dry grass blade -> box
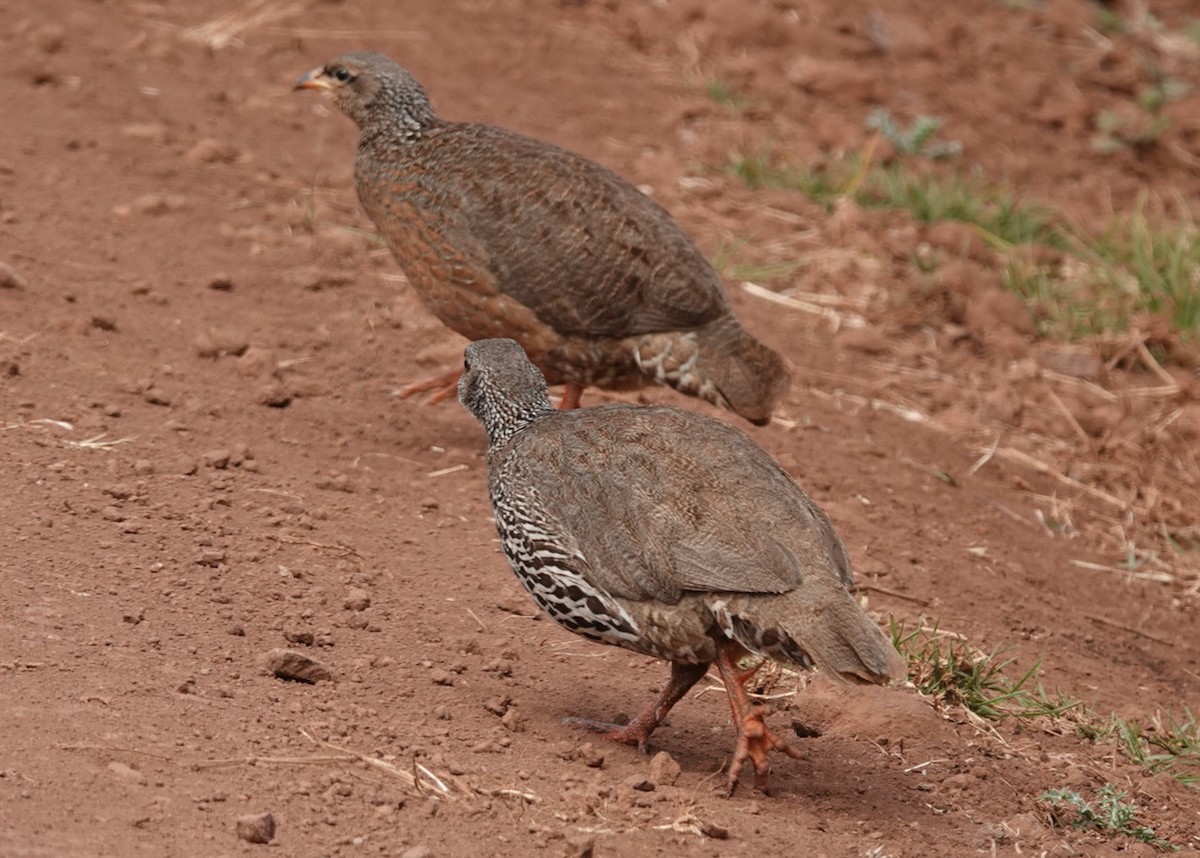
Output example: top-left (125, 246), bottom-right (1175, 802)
top-left (299, 728), bottom-right (457, 800)
top-left (63, 434), bottom-right (135, 450)
top-left (182, 0), bottom-right (305, 50)
top-left (742, 281), bottom-right (868, 330)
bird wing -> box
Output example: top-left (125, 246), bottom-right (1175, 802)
top-left (391, 125), bottom-right (730, 338)
top-left (504, 406), bottom-right (853, 605)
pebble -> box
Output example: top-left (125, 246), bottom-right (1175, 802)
top-left (0, 261), bottom-right (26, 289)
top-left (207, 274), bottom-right (234, 291)
top-left (648, 750), bottom-right (681, 786)
top-left (121, 123), bottom-right (170, 145)
top-left (186, 138), bottom-right (240, 164)
top-left (263, 648), bottom-right (334, 683)
top-left (257, 381), bottom-right (292, 408)
top-left (194, 329), bottom-right (249, 359)
top-left (235, 812), bottom-right (276, 844)
top-left (107, 761), bottom-right (147, 785)
top-left (399, 847), bottom-right (432, 858)
top-left (344, 588), bottom-right (371, 611)
top-left (203, 449), bottom-right (231, 469)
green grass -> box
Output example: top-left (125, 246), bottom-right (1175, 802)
top-left (710, 239), bottom-right (803, 284)
top-left (1040, 785), bottom-right (1177, 851)
top-left (723, 143), bottom-right (1200, 364)
top-left (1080, 709), bottom-right (1200, 786)
top-left (889, 622), bottom-right (1079, 722)
top-left (890, 620), bottom-right (1200, 786)
top-left (702, 77), bottom-right (757, 112)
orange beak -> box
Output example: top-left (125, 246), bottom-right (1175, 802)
top-left (293, 67), bottom-right (332, 91)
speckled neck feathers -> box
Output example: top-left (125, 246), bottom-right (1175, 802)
top-left (458, 339), bottom-right (555, 449)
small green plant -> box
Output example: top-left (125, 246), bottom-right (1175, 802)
top-left (1082, 710), bottom-right (1200, 785)
top-left (1040, 785), bottom-right (1176, 851)
top-left (1091, 74), bottom-right (1187, 154)
top-left (710, 240), bottom-right (802, 284)
top-left (890, 621), bottom-right (1079, 721)
top-left (865, 108), bottom-right (962, 160)
top-left (703, 77), bottom-right (756, 112)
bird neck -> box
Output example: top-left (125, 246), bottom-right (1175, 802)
top-left (482, 397), bottom-right (554, 450)
top-left (358, 111), bottom-right (441, 151)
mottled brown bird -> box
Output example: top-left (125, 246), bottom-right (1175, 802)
top-left (459, 338), bottom-right (905, 794)
top-left (295, 52), bottom-right (789, 425)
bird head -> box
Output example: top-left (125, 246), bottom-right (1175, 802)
top-left (458, 339), bottom-right (555, 447)
top-left (294, 52), bottom-right (435, 133)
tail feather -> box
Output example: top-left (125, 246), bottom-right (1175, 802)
top-left (719, 589), bottom-right (906, 685)
top-left (694, 317), bottom-right (790, 426)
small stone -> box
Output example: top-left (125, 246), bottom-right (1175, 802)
top-left (258, 381), bottom-right (293, 408)
top-left (194, 329), bottom-right (249, 359)
top-left (344, 588), bottom-right (371, 611)
top-left (648, 751), bottom-right (681, 786)
top-left (203, 449), bottom-right (231, 469)
top-left (89, 315), bottom-right (118, 333)
top-left (572, 743), bottom-right (604, 768)
top-left (122, 123), bottom-right (170, 145)
top-left (262, 648), bottom-right (334, 684)
top-left (132, 459), bottom-right (154, 475)
top-left (500, 707), bottom-right (525, 733)
top-left (399, 847), bottom-right (433, 858)
top-left (0, 261), bottom-right (26, 290)
top-left (483, 697), bottom-right (509, 717)
top-left (143, 387), bottom-right (172, 407)
top-left (235, 812), bottom-right (276, 844)
top-left (283, 628), bottom-right (315, 646)
top-left (563, 833), bottom-right (595, 858)
top-left (207, 274), bottom-right (234, 292)
top-left (107, 761), bottom-right (147, 785)
top-left (194, 549), bottom-right (226, 567)
top-left (186, 139), bottom-right (240, 164)
top-left (430, 668), bottom-right (454, 686)
top-left (624, 774), bottom-right (654, 792)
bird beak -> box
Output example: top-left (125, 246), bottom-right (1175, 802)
top-left (293, 67), bottom-right (332, 92)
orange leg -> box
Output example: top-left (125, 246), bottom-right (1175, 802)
top-left (396, 369), bottom-right (462, 405)
top-left (714, 643), bottom-right (805, 795)
top-left (558, 382), bottom-right (585, 410)
top-left (563, 661), bottom-right (708, 752)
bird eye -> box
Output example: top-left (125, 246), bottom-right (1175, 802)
top-left (463, 358), bottom-right (471, 371)
top-left (330, 67), bottom-right (353, 83)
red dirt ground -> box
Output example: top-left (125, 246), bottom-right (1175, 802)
top-left (2, 1), bottom-right (1198, 855)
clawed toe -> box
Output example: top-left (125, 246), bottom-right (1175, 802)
top-left (724, 706), bottom-right (806, 796)
top-left (561, 716), bottom-right (651, 752)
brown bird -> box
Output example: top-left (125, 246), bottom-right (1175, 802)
top-left (295, 52), bottom-right (789, 425)
top-left (459, 338), bottom-right (905, 794)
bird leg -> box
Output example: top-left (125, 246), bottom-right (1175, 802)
top-left (396, 369), bottom-right (462, 405)
top-left (558, 382), bottom-right (585, 410)
top-left (714, 642), bottom-right (805, 795)
top-left (562, 661), bottom-right (708, 752)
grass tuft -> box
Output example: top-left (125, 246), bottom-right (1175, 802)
top-left (1040, 785), bottom-right (1177, 851)
top-left (723, 140), bottom-right (1200, 364)
top-left (889, 621), bottom-right (1078, 722)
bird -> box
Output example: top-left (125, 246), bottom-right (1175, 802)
top-left (458, 338), bottom-right (906, 794)
top-left (294, 51), bottom-right (789, 425)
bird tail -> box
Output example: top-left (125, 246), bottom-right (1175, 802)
top-left (716, 585), bottom-right (906, 685)
top-left (694, 317), bottom-right (790, 426)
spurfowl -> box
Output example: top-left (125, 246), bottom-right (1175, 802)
top-left (459, 338), bottom-right (905, 794)
top-left (295, 52), bottom-right (789, 425)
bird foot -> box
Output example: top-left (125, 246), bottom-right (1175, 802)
top-left (561, 716), bottom-right (653, 753)
top-left (395, 369), bottom-right (462, 405)
top-left (724, 706), bottom-right (807, 796)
